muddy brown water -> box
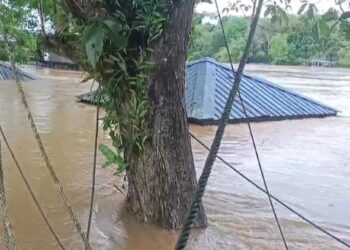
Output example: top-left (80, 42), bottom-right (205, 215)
top-left (0, 65), bottom-right (349, 249)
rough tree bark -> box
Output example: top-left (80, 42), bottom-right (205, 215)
top-left (125, 0), bottom-right (207, 229)
top-left (45, 0), bottom-right (207, 230)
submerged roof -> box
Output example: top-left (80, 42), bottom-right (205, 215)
top-left (78, 57), bottom-right (337, 124)
top-left (0, 62), bottom-right (36, 81)
top-left (185, 58), bottom-right (336, 123)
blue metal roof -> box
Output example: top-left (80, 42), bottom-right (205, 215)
top-left (185, 57), bottom-right (337, 123)
top-left (0, 62), bottom-right (36, 81)
top-left (77, 57), bottom-right (337, 123)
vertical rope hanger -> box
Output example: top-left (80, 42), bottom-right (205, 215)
top-left (0, 140), bottom-right (18, 250)
top-left (238, 89), bottom-right (288, 249)
top-left (0, 16), bottom-right (92, 249)
top-left (8, 59), bottom-right (92, 250)
top-left (0, 127), bottom-right (65, 250)
top-left (174, 0), bottom-right (265, 249)
top-left (189, 132), bottom-right (350, 248)
top-left (86, 104), bottom-right (100, 240)
top-left (217, 0), bottom-right (289, 247)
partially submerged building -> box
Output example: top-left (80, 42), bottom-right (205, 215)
top-left (0, 62), bottom-right (36, 81)
top-left (36, 52), bottom-right (80, 70)
top-left (78, 57), bottom-right (337, 124)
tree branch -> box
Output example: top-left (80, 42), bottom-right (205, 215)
top-left (62, 0), bottom-right (88, 21)
top-left (43, 35), bottom-right (90, 70)
top-left (38, 0), bottom-right (46, 37)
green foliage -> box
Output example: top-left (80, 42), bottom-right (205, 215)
top-left (99, 144), bottom-right (127, 172)
top-left (189, 16), bottom-right (249, 62)
top-left (298, 1), bottom-right (318, 18)
top-left (189, 9), bottom-right (350, 67)
top-left (338, 41), bottom-right (350, 67)
top-left (340, 22), bottom-right (350, 39)
top-left (322, 8), bottom-right (339, 22)
top-left (188, 21), bottom-right (214, 60)
top-left (52, 0), bottom-right (182, 166)
top-left (83, 23), bottom-right (106, 69)
top-left (270, 34), bottom-right (289, 64)
top-left (0, 2), bottom-right (38, 63)
top-left (264, 1), bottom-right (290, 26)
top-left (339, 11), bottom-right (350, 21)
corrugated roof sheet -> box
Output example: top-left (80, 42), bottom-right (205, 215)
top-left (186, 57), bottom-right (337, 123)
top-left (77, 57), bottom-right (337, 124)
top-left (0, 62), bottom-right (36, 81)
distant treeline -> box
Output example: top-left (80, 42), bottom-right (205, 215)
top-left (189, 13), bottom-right (350, 67)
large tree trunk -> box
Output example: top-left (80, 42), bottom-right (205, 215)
top-left (125, 0), bottom-right (207, 229)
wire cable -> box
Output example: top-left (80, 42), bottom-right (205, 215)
top-left (0, 139), bottom-right (18, 250)
top-left (0, 126), bottom-right (65, 250)
top-left (86, 105), bottom-right (100, 240)
top-left (174, 0), bottom-right (265, 249)
top-left (9, 60), bottom-right (92, 250)
top-left (189, 132), bottom-right (350, 249)
top-left (215, 0), bottom-right (288, 247)
top-left (238, 91), bottom-right (288, 249)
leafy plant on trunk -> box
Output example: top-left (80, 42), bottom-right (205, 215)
top-left (44, 0), bottom-right (207, 229)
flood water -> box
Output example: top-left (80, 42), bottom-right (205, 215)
top-left (0, 65), bottom-right (349, 249)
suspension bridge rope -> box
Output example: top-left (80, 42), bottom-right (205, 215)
top-left (0, 140), bottom-right (18, 250)
top-left (214, 5), bottom-right (288, 248)
top-left (87, 104), bottom-right (100, 240)
top-left (238, 93), bottom-right (288, 248)
top-left (189, 132), bottom-right (350, 249)
top-left (174, 0), bottom-right (265, 249)
top-left (5, 56), bottom-right (92, 249)
top-left (0, 126), bottom-right (65, 249)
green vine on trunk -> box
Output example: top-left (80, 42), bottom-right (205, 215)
top-left (55, 0), bottom-right (183, 170)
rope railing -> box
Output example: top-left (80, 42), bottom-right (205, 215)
top-left (0, 127), bottom-right (65, 249)
top-left (9, 62), bottom-right (92, 250)
top-left (0, 23), bottom-right (92, 247)
top-left (189, 132), bottom-right (350, 249)
top-left (174, 0), bottom-right (265, 249)
top-left (0, 140), bottom-right (18, 250)
top-left (215, 0), bottom-right (288, 247)
top-left (1, 2), bottom-right (349, 250)
top-left (87, 104), bottom-right (100, 240)
top-left (237, 93), bottom-right (288, 249)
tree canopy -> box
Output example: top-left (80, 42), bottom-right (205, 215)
top-left (189, 2), bottom-right (350, 67)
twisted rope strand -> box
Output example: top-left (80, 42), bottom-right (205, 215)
top-left (0, 140), bottom-right (18, 250)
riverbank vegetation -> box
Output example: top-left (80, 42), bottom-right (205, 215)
top-left (190, 7), bottom-right (350, 67)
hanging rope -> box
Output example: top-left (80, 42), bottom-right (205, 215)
top-left (189, 132), bottom-right (350, 249)
top-left (238, 91), bottom-right (288, 248)
top-left (1, 30), bottom-right (92, 248)
top-left (10, 64), bottom-right (92, 249)
top-left (0, 126), bottom-right (65, 250)
top-left (7, 3), bottom-right (92, 248)
top-left (86, 104), bottom-right (100, 240)
top-left (209, 0), bottom-right (289, 243)
top-left (174, 0), bottom-right (264, 249)
top-left (0, 140), bottom-right (18, 250)
top-left (0, 16), bottom-right (67, 250)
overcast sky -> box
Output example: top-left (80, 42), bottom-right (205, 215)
top-left (196, 0), bottom-right (343, 15)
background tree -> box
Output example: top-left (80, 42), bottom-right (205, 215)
top-left (270, 34), bottom-right (289, 64)
top-left (188, 0), bottom-right (350, 66)
top-left (0, 2), bottom-right (38, 63)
